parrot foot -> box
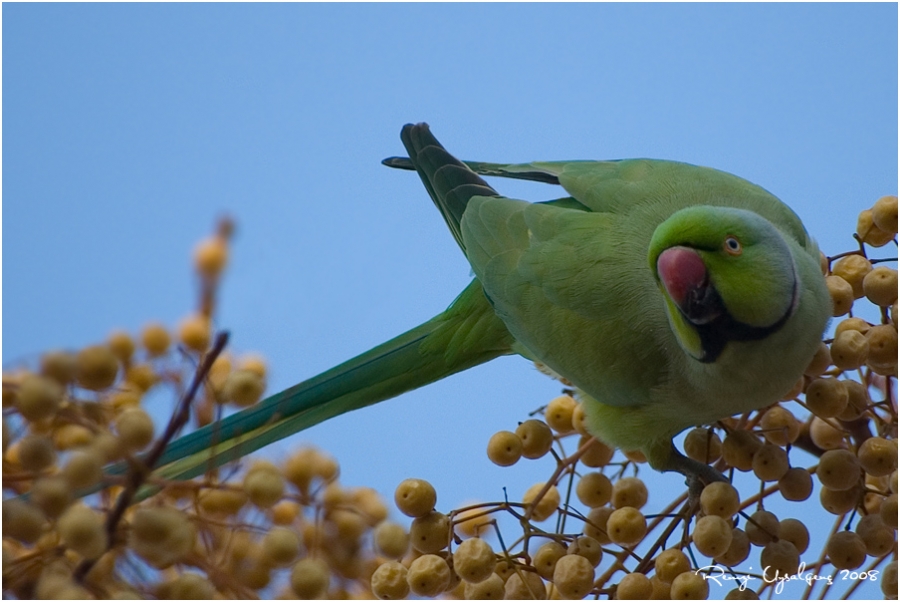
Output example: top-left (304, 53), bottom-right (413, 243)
top-left (647, 441), bottom-right (728, 500)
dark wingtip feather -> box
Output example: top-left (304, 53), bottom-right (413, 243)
top-left (382, 157), bottom-right (415, 170)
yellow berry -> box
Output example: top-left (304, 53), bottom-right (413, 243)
top-left (803, 341), bottom-right (832, 376)
top-left (394, 478), bottom-right (436, 518)
top-left (523, 483), bottom-right (560, 522)
top-left (607, 507), bottom-right (647, 546)
top-left (107, 330), bottom-right (135, 364)
top-left (114, 408), bottom-right (155, 452)
top-left (124, 363), bottom-right (157, 392)
top-left (683, 428), bottom-right (722, 464)
top-left (194, 236), bottom-right (229, 278)
top-left (487, 430), bottom-right (522, 467)
top-left (830, 330), bottom-right (869, 371)
top-left (654, 548), bottom-right (691, 583)
top-left (553, 553), bottom-right (595, 599)
top-left (617, 573), bottom-right (653, 600)
top-left (571, 402), bottom-right (590, 436)
top-left (18, 434), bottom-right (56, 472)
top-left (778, 467), bottom-right (813, 502)
top-left (579, 435), bottom-right (615, 468)
top-left (805, 377), bottom-right (849, 419)
top-left (759, 406), bottom-right (800, 446)
top-left (407, 554), bottom-right (451, 597)
top-left (453, 537), bottom-right (496, 584)
top-left (128, 506), bottom-right (196, 568)
top-left (700, 482), bottom-right (740, 518)
top-left (819, 484), bottom-right (862, 515)
top-left (839, 380), bottom-right (870, 421)
top-left (545, 395), bottom-right (577, 434)
top-left (464, 573), bottom-right (505, 599)
top-left (567, 536), bottom-right (602, 567)
top-left (809, 416), bottom-right (845, 451)
top-left (612, 476), bottom-right (648, 510)
top-left (61, 447), bottom-right (103, 490)
top-left (16, 374), bottom-right (63, 422)
top-left (243, 468), bottom-right (284, 509)
top-left (777, 518), bottom-right (809, 554)
top-left (872, 195), bottom-right (898, 234)
top-left (410, 510), bottom-right (450, 554)
top-left (454, 505), bottom-right (491, 538)
top-left (866, 325), bottom-right (898, 375)
top-left (198, 487), bottom-right (247, 516)
top-left (836, 317), bottom-right (872, 338)
top-left (831, 254), bottom-right (872, 298)
top-left (583, 506), bottom-right (614, 544)
top-left (533, 541), bottom-right (566, 580)
top-left (261, 527), bottom-right (301, 567)
top-left (670, 571), bottom-right (709, 600)
top-left (141, 323), bottom-right (171, 356)
top-left (722, 430), bottom-right (762, 472)
top-left (751, 443), bottom-right (790, 482)
top-left (39, 350), bottom-right (78, 385)
top-left (650, 575), bottom-right (672, 599)
top-left (863, 266), bottom-right (898, 307)
top-left (223, 369), bottom-right (265, 407)
top-left (745, 510), bottom-right (779, 546)
top-left (504, 569), bottom-right (546, 599)
top-left (515, 419), bottom-right (554, 459)
top-left (692, 515), bottom-right (733, 558)
top-left (576, 472), bottom-right (613, 508)
top-left (818, 449), bottom-right (861, 491)
top-left (75, 345), bottom-right (119, 391)
top-left (825, 531), bottom-right (867, 570)
top-left (237, 353), bottom-right (267, 380)
top-left (855, 514), bottom-right (895, 557)
top-left (825, 275), bottom-right (854, 316)
top-left (157, 573), bottom-right (216, 599)
top-left (714, 528), bottom-right (750, 567)
top-left (856, 208), bottom-right (895, 246)
top-left (374, 522), bottom-right (408, 559)
top-left (178, 314), bottom-right (211, 352)
top-left (760, 540), bottom-right (800, 578)
top-left (2, 499), bottom-right (46, 544)
top-left (858, 436), bottom-right (898, 477)
top-left (57, 504), bottom-right (107, 559)
top-left (31, 476), bottom-right (72, 519)
top-left (371, 560), bottom-right (409, 600)
top-left (290, 557), bottom-right (330, 599)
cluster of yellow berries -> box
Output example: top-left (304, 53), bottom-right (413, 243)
top-left (366, 196), bottom-right (897, 600)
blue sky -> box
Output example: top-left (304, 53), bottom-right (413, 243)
top-left (4, 4), bottom-right (897, 598)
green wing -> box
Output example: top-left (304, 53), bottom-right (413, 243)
top-left (395, 124), bottom-right (670, 409)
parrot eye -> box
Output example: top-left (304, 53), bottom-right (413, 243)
top-left (723, 236), bottom-right (742, 256)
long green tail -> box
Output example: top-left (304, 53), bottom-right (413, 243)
top-left (143, 279), bottom-right (514, 483)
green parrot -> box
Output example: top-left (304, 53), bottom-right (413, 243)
top-left (138, 123), bottom-right (831, 488)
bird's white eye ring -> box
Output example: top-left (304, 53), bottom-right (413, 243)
top-left (724, 236), bottom-right (742, 255)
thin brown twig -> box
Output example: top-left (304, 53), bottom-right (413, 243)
top-left (73, 331), bottom-right (229, 583)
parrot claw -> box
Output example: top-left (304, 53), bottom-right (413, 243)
top-left (648, 442), bottom-right (728, 501)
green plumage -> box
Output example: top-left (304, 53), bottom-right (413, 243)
top-left (138, 123), bottom-right (830, 486)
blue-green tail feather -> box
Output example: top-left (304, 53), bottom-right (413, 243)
top-left (138, 279), bottom-right (513, 483)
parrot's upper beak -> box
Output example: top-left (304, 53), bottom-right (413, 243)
top-left (657, 247), bottom-right (724, 326)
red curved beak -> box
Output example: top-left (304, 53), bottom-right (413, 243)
top-left (657, 246), bottom-right (708, 308)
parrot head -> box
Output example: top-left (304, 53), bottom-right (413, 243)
top-left (648, 206), bottom-right (799, 363)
